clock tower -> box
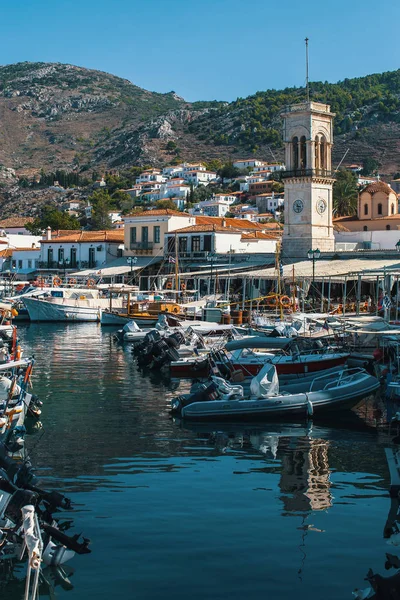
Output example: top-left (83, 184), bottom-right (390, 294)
top-left (281, 101), bottom-right (335, 258)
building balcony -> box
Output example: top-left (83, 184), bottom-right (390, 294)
top-left (130, 242), bottom-right (154, 251)
top-left (165, 251), bottom-right (210, 260)
top-left (279, 168), bottom-right (334, 180)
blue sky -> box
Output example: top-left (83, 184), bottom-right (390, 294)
top-left (0, 0), bottom-right (399, 101)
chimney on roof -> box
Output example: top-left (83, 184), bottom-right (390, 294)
top-left (46, 226), bottom-right (51, 241)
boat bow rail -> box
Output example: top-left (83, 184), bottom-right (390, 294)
top-left (308, 367), bottom-right (374, 392)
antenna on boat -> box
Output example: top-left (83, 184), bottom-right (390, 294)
top-left (305, 37), bottom-right (310, 103)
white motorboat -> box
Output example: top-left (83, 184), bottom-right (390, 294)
top-left (23, 288), bottom-right (125, 322)
top-left (171, 364), bottom-right (380, 420)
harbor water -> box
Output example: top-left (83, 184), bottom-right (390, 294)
top-left (2, 323), bottom-right (395, 599)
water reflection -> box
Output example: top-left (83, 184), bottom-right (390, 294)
top-left (6, 324), bottom-right (395, 600)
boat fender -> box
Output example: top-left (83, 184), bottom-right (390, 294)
top-left (305, 394), bottom-right (314, 417)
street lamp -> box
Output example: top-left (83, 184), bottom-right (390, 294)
top-left (307, 248), bottom-right (321, 305)
top-left (207, 252), bottom-right (216, 297)
top-left (127, 256), bottom-right (138, 286)
top-left (62, 257), bottom-right (70, 279)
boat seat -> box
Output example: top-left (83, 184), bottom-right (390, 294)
top-left (211, 376), bottom-right (244, 399)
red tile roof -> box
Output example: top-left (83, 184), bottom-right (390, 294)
top-left (195, 216), bottom-right (263, 230)
top-left (0, 217), bottom-right (34, 228)
top-left (241, 231), bottom-right (280, 240)
top-left (169, 224), bottom-right (243, 234)
top-left (41, 230), bottom-right (124, 244)
top-left (362, 181), bottom-right (394, 194)
top-left (0, 249), bottom-right (13, 257)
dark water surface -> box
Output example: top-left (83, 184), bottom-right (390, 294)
top-left (4, 323), bottom-right (395, 598)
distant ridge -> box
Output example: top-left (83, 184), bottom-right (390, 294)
top-left (0, 62), bottom-right (398, 176)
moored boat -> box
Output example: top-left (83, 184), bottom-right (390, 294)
top-left (171, 364), bottom-right (380, 420)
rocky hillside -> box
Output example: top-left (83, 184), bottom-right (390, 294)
top-left (0, 62), bottom-right (196, 176)
top-left (0, 62), bottom-right (399, 205)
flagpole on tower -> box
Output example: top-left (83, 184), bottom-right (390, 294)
top-left (305, 37), bottom-right (310, 103)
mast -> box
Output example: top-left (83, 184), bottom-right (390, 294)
top-left (175, 232), bottom-right (179, 295)
top-left (292, 264), bottom-right (296, 312)
top-left (305, 37), bottom-right (310, 102)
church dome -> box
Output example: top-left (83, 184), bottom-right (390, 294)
top-left (362, 181), bottom-right (393, 195)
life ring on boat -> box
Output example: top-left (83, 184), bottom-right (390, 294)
top-left (87, 278), bottom-right (95, 288)
top-left (172, 307), bottom-right (180, 314)
top-left (11, 308), bottom-right (18, 317)
top-left (68, 278), bottom-right (77, 285)
top-left (166, 282), bottom-right (172, 290)
top-left (53, 276), bottom-right (62, 287)
top-left (280, 295), bottom-right (291, 308)
top-left (181, 283), bottom-right (186, 291)
top-left (266, 296), bottom-right (278, 307)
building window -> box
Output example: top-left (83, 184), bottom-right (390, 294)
top-left (28, 260), bottom-right (32, 269)
top-left (203, 235), bottom-right (212, 252)
top-left (191, 236), bottom-right (201, 252)
top-left (364, 204), bottom-right (368, 216)
top-left (320, 135), bottom-right (327, 170)
top-left (392, 203), bottom-right (395, 215)
top-left (89, 247), bottom-right (95, 268)
top-left (154, 226), bottom-right (160, 244)
top-left (386, 225), bottom-right (391, 230)
top-left (70, 247), bottom-right (77, 268)
top-left (300, 136), bottom-right (307, 169)
top-left (12, 260), bottom-right (16, 268)
top-left (58, 248), bottom-right (64, 263)
top-left (47, 248), bottom-right (53, 266)
top-left (377, 203), bottom-right (383, 215)
top-left (142, 226), bottom-right (148, 243)
top-left (363, 226), bottom-right (368, 231)
top-left (18, 260), bottom-right (22, 269)
top-left (292, 136), bottom-right (298, 170)
top-left (130, 227), bottom-right (136, 244)
top-left (178, 237), bottom-right (187, 253)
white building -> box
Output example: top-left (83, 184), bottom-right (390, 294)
top-left (9, 248), bottom-right (41, 276)
top-left (181, 163), bottom-right (206, 173)
top-left (195, 194), bottom-right (236, 217)
top-left (233, 159), bottom-right (267, 170)
top-left (40, 230), bottom-right (125, 271)
top-left (136, 170), bottom-right (165, 185)
top-left (165, 223), bottom-right (279, 256)
top-left (109, 212), bottom-right (123, 223)
top-left (181, 170), bottom-right (217, 186)
top-left (255, 193), bottom-right (284, 213)
top-left (163, 182), bottom-right (190, 198)
top-left (162, 166), bottom-right (183, 177)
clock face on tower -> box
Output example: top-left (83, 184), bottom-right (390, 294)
top-left (293, 199), bottom-right (304, 213)
top-left (316, 198), bottom-right (327, 214)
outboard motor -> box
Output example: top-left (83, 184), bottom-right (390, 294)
top-left (170, 380), bottom-right (219, 414)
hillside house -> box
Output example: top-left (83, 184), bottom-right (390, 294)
top-left (233, 159), bottom-right (267, 170)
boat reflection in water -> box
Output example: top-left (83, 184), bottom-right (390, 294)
top-left (0, 563), bottom-right (75, 598)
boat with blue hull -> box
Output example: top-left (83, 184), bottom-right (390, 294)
top-left (171, 365), bottom-right (380, 420)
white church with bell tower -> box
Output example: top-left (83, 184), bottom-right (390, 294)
top-left (281, 100), bottom-right (336, 258)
